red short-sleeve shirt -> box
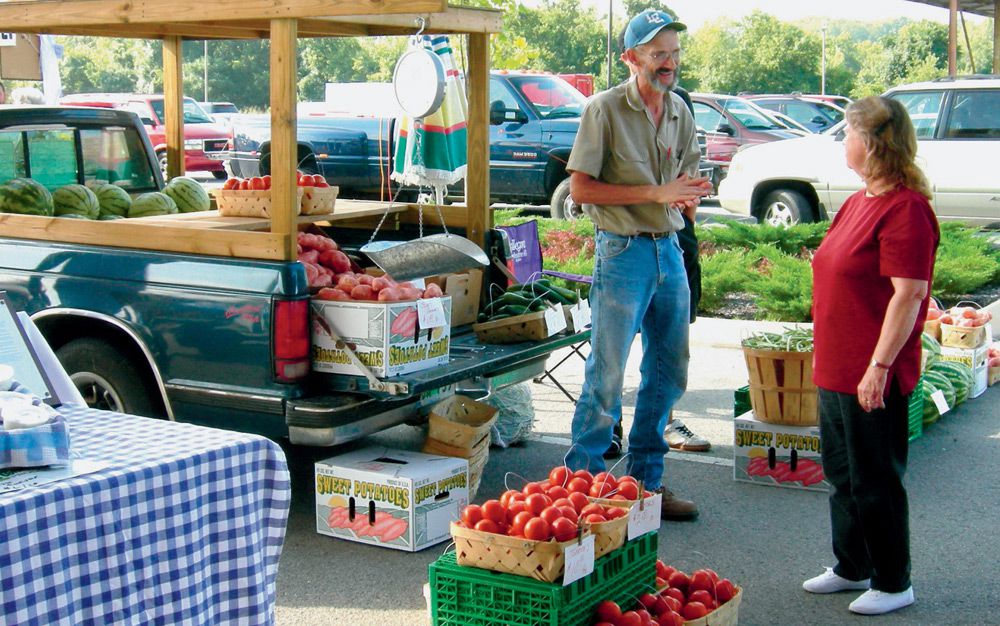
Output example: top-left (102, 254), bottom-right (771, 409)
top-left (811, 186), bottom-right (939, 396)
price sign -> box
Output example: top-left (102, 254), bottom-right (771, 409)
top-left (416, 298), bottom-right (446, 329)
top-left (562, 534), bottom-right (595, 585)
top-left (931, 389), bottom-right (950, 415)
top-left (570, 299), bottom-right (591, 331)
top-left (1, 33), bottom-right (17, 47)
top-left (627, 492), bottom-right (662, 539)
top-left (543, 303), bottom-right (567, 337)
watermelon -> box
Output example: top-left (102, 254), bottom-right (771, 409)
top-left (93, 183), bottom-right (132, 218)
top-left (923, 370), bottom-right (955, 411)
top-left (129, 192), bottom-right (178, 218)
top-left (0, 178), bottom-right (55, 216)
top-left (931, 360), bottom-right (973, 405)
top-left (98, 214), bottom-right (125, 221)
top-left (53, 184), bottom-right (100, 219)
top-left (164, 176), bottom-right (210, 213)
top-left (921, 332), bottom-right (940, 371)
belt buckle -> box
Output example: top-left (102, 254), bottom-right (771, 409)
top-left (648, 231), bottom-right (666, 240)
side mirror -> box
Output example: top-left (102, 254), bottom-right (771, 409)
top-left (717, 123), bottom-right (736, 137)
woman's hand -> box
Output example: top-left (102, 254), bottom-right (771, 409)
top-left (857, 366), bottom-right (888, 412)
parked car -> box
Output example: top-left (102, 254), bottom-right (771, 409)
top-left (59, 93), bottom-right (231, 179)
top-left (690, 93), bottom-right (801, 182)
top-left (198, 101), bottom-right (241, 126)
top-left (718, 76), bottom-right (1000, 228)
top-left (741, 94), bottom-right (845, 133)
top-left (799, 94), bottom-right (852, 109)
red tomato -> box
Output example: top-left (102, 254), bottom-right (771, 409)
top-left (558, 506), bottom-right (578, 524)
top-left (261, 175), bottom-right (271, 189)
top-left (715, 579), bottom-right (736, 604)
top-left (656, 560), bottom-right (676, 582)
top-left (249, 176), bottom-right (266, 190)
top-left (579, 503), bottom-right (605, 518)
top-left (524, 493), bottom-right (549, 516)
top-left (634, 609), bottom-right (653, 626)
top-left (638, 593), bottom-right (658, 611)
top-left (604, 506), bottom-right (627, 520)
top-left (551, 498), bottom-right (573, 509)
top-left (566, 477), bottom-right (591, 494)
top-left (567, 491), bottom-right (590, 512)
top-left (592, 471), bottom-right (616, 486)
top-left (522, 481), bottom-right (544, 496)
top-left (584, 513), bottom-right (607, 524)
top-left (681, 602), bottom-right (708, 620)
top-left (655, 576), bottom-right (667, 590)
top-left (616, 481), bottom-right (640, 500)
top-left (688, 570), bottom-right (715, 595)
top-left (550, 516), bottom-right (577, 542)
top-left (593, 600), bottom-right (622, 623)
top-left (460, 504), bottom-right (483, 527)
top-left (668, 571), bottom-right (690, 593)
top-left (651, 596), bottom-right (670, 617)
top-left (481, 500), bottom-right (506, 525)
top-left (545, 485), bottom-right (569, 501)
top-left (548, 465), bottom-right (571, 487)
top-left (474, 519), bottom-right (501, 534)
top-left (687, 590), bottom-right (716, 610)
top-left (656, 610), bottom-right (684, 626)
top-left (222, 178), bottom-right (240, 190)
top-left (523, 517), bottom-right (551, 542)
top-left (539, 506), bottom-right (563, 525)
top-left (700, 568), bottom-right (720, 585)
top-left (499, 489), bottom-right (521, 508)
top-left (314, 179), bottom-right (330, 188)
top-left (663, 587), bottom-right (686, 605)
top-left (509, 511), bottom-right (534, 536)
top-left (589, 481), bottom-right (615, 498)
top-left (505, 500), bottom-right (528, 524)
top-left (298, 175), bottom-right (314, 187)
top-left (571, 469), bottom-right (593, 484)
top-left (617, 610), bottom-right (642, 626)
top-left (238, 179), bottom-right (250, 190)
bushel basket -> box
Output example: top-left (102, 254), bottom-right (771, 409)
top-left (450, 522), bottom-right (589, 583)
top-left (743, 347), bottom-right (817, 426)
top-left (686, 586), bottom-right (743, 626)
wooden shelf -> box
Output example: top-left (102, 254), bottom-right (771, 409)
top-left (131, 200), bottom-right (410, 230)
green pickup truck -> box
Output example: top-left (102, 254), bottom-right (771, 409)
top-left (0, 105), bottom-right (583, 445)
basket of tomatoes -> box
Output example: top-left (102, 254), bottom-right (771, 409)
top-left (937, 304), bottom-right (992, 349)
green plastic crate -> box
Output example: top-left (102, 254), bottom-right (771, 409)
top-left (429, 532), bottom-right (657, 626)
top-left (734, 385), bottom-right (752, 417)
top-left (908, 376), bottom-right (923, 442)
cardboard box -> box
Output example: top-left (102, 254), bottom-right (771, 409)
top-left (733, 411), bottom-right (829, 492)
top-left (311, 296), bottom-right (451, 378)
top-left (315, 447), bottom-right (469, 552)
top-left (939, 344), bottom-right (989, 399)
top-left (425, 269), bottom-right (483, 327)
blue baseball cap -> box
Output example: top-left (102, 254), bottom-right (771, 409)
top-left (623, 9), bottom-right (687, 50)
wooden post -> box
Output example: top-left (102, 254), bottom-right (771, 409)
top-left (465, 32), bottom-right (490, 249)
top-left (270, 18), bottom-right (298, 261)
top-left (162, 36), bottom-right (185, 180)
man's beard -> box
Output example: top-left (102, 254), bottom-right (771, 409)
top-left (644, 67), bottom-right (676, 93)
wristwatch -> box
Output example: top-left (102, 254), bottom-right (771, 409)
top-left (869, 358), bottom-right (890, 370)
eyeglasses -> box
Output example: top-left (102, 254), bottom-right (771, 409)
top-left (639, 49), bottom-right (682, 64)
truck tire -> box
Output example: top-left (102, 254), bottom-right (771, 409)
top-left (212, 170), bottom-right (228, 180)
top-left (56, 338), bottom-right (158, 417)
top-left (758, 189), bottom-right (813, 227)
top-left (549, 178), bottom-right (582, 220)
top-left (156, 150), bottom-right (169, 181)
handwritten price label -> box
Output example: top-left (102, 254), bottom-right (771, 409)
top-left (570, 299), bottom-right (591, 331)
top-left (416, 298), bottom-right (446, 329)
top-left (562, 534), bottom-right (595, 585)
top-left (627, 492), bottom-right (662, 539)
top-left (930, 389), bottom-right (950, 415)
top-left (543, 304), bottom-right (567, 337)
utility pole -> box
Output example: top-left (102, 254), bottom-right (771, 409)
top-left (606, 0), bottom-right (613, 90)
top-left (821, 24), bottom-right (827, 95)
top-left (203, 40), bottom-right (209, 102)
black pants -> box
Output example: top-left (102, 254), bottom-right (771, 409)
top-left (818, 383), bottom-right (911, 593)
top-left (677, 214), bottom-right (700, 323)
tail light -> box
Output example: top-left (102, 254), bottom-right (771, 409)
top-left (273, 298), bottom-right (310, 382)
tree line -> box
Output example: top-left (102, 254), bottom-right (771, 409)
top-left (49, 0), bottom-right (994, 110)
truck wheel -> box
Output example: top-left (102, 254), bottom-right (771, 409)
top-left (212, 170), bottom-right (227, 180)
top-left (549, 178), bottom-right (579, 220)
top-left (758, 189), bottom-right (813, 227)
top-left (56, 338), bottom-right (158, 417)
top-left (156, 150), bottom-right (169, 181)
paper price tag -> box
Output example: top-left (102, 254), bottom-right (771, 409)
top-left (416, 298), bottom-right (446, 329)
top-left (543, 303), bottom-right (567, 337)
top-left (0, 33), bottom-right (17, 47)
top-left (562, 534), bottom-right (595, 586)
top-left (627, 492), bottom-right (662, 539)
top-left (570, 300), bottom-right (591, 331)
top-left (931, 389), bottom-right (950, 415)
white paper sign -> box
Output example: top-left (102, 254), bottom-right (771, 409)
top-left (543, 303), bottom-right (567, 337)
top-left (627, 492), bottom-right (662, 539)
top-left (416, 298), bottom-right (447, 329)
top-left (562, 534), bottom-right (595, 586)
top-left (931, 389), bottom-right (950, 415)
top-left (570, 300), bottom-right (591, 331)
top-left (0, 33), bottom-right (18, 47)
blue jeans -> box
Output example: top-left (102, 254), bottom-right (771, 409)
top-left (566, 231), bottom-right (690, 489)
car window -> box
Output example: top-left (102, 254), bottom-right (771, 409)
top-left (507, 76), bottom-right (586, 119)
top-left (26, 129), bottom-right (79, 189)
top-left (80, 126), bottom-right (157, 190)
top-left (0, 131), bottom-right (26, 181)
top-left (813, 101), bottom-right (844, 124)
top-left (722, 99), bottom-right (783, 130)
top-left (693, 102), bottom-right (725, 132)
top-left (212, 103), bottom-right (239, 114)
top-left (943, 90), bottom-right (1000, 139)
top-left (149, 98), bottom-right (215, 124)
top-left (888, 90), bottom-right (944, 138)
top-left (489, 78), bottom-right (521, 111)
top-left (783, 101), bottom-right (823, 125)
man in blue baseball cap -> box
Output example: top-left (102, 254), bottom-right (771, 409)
top-left (563, 8), bottom-right (711, 521)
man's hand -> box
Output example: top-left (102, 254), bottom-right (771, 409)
top-left (651, 173), bottom-right (712, 206)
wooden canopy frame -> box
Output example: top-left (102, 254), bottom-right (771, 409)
top-left (0, 1), bottom-right (501, 261)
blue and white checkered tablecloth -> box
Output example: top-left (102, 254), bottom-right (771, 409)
top-left (0, 405), bottom-right (291, 626)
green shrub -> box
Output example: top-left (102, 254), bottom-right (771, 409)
top-left (697, 219), bottom-right (828, 254)
top-left (751, 254), bottom-right (814, 322)
top-left (932, 223), bottom-right (1000, 299)
top-left (699, 249), bottom-right (754, 313)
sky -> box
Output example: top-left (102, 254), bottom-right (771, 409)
top-left (534, 0), bottom-right (990, 32)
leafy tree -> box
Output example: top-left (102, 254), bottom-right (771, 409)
top-left (298, 38), bottom-right (369, 101)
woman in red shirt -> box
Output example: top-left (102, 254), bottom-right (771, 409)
top-left (804, 96), bottom-right (938, 616)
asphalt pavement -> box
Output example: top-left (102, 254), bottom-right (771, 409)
top-left (273, 316), bottom-right (1000, 626)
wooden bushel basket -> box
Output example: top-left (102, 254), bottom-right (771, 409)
top-left (684, 586), bottom-right (743, 626)
top-left (583, 511), bottom-right (629, 559)
top-left (472, 310), bottom-right (550, 344)
top-left (300, 185), bottom-right (339, 215)
top-left (450, 522), bottom-right (590, 582)
top-left (216, 188), bottom-right (304, 218)
top-left (426, 395), bottom-right (498, 452)
top-left (743, 347), bottom-right (818, 426)
top-left (940, 323), bottom-right (987, 349)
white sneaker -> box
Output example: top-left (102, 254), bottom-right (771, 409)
top-left (802, 568), bottom-right (870, 594)
top-left (664, 419), bottom-right (711, 452)
top-left (849, 587), bottom-right (915, 615)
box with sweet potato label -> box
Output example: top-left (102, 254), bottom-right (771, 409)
top-left (310, 296), bottom-right (451, 377)
top-left (315, 447), bottom-right (468, 552)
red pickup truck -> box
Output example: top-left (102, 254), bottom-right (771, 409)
top-left (59, 93), bottom-right (231, 179)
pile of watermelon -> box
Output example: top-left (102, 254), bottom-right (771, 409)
top-left (920, 331), bottom-right (976, 425)
top-left (163, 176), bottom-right (211, 213)
top-left (0, 178), bottom-right (55, 216)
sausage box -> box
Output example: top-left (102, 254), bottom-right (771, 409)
top-left (733, 411), bottom-right (829, 493)
top-left (315, 446), bottom-right (469, 552)
top-left (310, 296), bottom-right (451, 377)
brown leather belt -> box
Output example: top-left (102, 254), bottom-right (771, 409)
top-left (634, 231), bottom-right (671, 239)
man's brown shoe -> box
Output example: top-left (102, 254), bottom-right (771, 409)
top-left (657, 487), bottom-right (699, 521)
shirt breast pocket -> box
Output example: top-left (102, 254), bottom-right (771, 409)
top-left (608, 145), bottom-right (650, 185)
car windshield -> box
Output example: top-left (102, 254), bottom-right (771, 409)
top-left (150, 98), bottom-right (215, 124)
top-left (508, 76), bottom-right (587, 120)
top-left (210, 103), bottom-right (239, 114)
top-left (721, 98), bottom-right (784, 130)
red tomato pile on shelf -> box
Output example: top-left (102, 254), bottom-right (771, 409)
top-left (454, 465), bottom-right (643, 542)
top-left (928, 302), bottom-right (992, 327)
top-left (298, 231), bottom-right (444, 301)
top-left (221, 170), bottom-right (329, 191)
top-left (590, 560), bottom-right (738, 626)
